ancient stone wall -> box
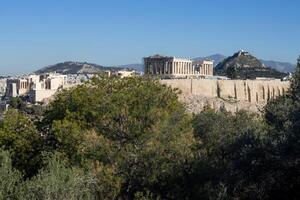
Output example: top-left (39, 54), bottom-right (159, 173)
top-left (160, 79), bottom-right (290, 103)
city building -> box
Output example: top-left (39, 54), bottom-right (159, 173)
top-left (144, 54), bottom-right (213, 78)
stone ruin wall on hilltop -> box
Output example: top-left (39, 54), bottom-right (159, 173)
top-left (160, 79), bottom-right (290, 113)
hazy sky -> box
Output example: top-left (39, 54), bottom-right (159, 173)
top-left (0, 0), bottom-right (299, 75)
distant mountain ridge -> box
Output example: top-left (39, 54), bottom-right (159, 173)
top-left (35, 61), bottom-right (122, 75)
top-left (260, 60), bottom-right (295, 73)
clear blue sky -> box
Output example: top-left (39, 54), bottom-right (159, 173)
top-left (0, 0), bottom-right (299, 75)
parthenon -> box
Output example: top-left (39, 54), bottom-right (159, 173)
top-left (144, 55), bottom-right (213, 77)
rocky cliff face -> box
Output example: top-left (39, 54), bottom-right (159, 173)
top-left (181, 94), bottom-right (265, 114)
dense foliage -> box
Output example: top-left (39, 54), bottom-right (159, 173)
top-left (0, 59), bottom-right (299, 200)
top-left (222, 66), bottom-right (286, 79)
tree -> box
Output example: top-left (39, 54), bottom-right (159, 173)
top-left (0, 149), bottom-right (23, 200)
top-left (23, 153), bottom-right (96, 200)
top-left (290, 56), bottom-right (300, 99)
top-left (8, 97), bottom-right (26, 111)
top-left (0, 109), bottom-right (43, 177)
top-left (262, 55), bottom-right (300, 199)
top-left (226, 66), bottom-right (238, 79)
top-left (186, 56), bottom-right (300, 199)
top-left (42, 75), bottom-right (195, 199)
top-left (190, 109), bottom-right (268, 199)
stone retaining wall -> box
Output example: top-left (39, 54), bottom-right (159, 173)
top-left (161, 79), bottom-right (290, 103)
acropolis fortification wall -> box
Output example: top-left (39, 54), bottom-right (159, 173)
top-left (160, 79), bottom-right (290, 106)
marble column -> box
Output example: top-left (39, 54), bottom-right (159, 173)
top-left (180, 62), bottom-right (182, 74)
top-left (179, 62), bottom-right (181, 74)
top-left (192, 65), bottom-right (195, 74)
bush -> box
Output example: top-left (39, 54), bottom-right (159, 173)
top-left (23, 153), bottom-right (96, 200)
top-left (0, 149), bottom-right (23, 200)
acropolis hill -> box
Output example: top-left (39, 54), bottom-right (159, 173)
top-left (144, 52), bottom-right (290, 113)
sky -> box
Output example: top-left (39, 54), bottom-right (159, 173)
top-left (0, 0), bottom-right (299, 75)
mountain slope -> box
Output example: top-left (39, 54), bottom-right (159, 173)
top-left (260, 60), bottom-right (295, 73)
top-left (215, 51), bottom-right (266, 70)
top-left (215, 51), bottom-right (287, 79)
top-left (35, 61), bottom-right (121, 74)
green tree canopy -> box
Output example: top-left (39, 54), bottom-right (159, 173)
top-left (262, 56), bottom-right (300, 199)
top-left (0, 149), bottom-right (23, 200)
top-left (23, 153), bottom-right (95, 200)
top-left (190, 108), bottom-right (268, 199)
top-left (0, 109), bottom-right (43, 177)
top-left (42, 76), bottom-right (195, 199)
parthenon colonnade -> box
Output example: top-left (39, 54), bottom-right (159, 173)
top-left (144, 55), bottom-right (212, 77)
